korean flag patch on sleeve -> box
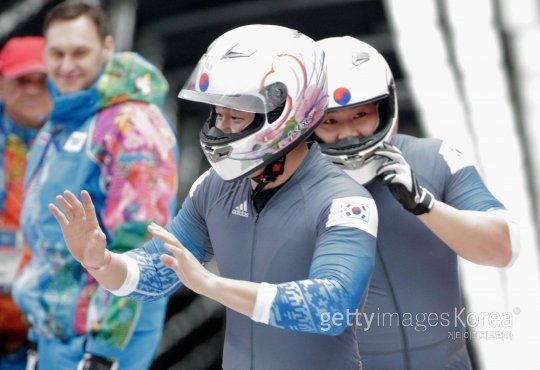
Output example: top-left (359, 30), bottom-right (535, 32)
top-left (325, 196), bottom-right (378, 237)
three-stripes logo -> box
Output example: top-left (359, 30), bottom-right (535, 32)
top-left (232, 201), bottom-right (249, 218)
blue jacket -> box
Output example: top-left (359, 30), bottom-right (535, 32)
top-left (12, 52), bottom-right (179, 361)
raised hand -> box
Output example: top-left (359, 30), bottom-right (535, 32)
top-left (148, 223), bottom-right (214, 295)
top-left (48, 190), bottom-right (109, 268)
top-left (375, 143), bottom-right (434, 215)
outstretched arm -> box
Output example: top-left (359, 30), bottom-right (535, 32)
top-left (147, 194), bottom-right (377, 336)
top-left (150, 223), bottom-right (259, 317)
top-left (53, 189), bottom-right (376, 335)
top-left (49, 190), bottom-right (128, 290)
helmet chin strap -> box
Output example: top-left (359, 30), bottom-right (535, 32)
top-left (343, 155), bottom-right (386, 185)
top-left (251, 155), bottom-right (287, 196)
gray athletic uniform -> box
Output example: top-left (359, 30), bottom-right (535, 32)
top-left (357, 134), bottom-right (504, 370)
top-left (120, 144), bottom-right (378, 370)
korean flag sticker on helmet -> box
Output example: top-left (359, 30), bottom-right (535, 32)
top-left (325, 196), bottom-right (378, 237)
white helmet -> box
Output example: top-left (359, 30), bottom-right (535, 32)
top-left (179, 24), bottom-right (327, 181)
top-left (314, 36), bottom-right (398, 184)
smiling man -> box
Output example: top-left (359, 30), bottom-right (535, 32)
top-left (43, 6), bottom-right (113, 94)
top-left (313, 36), bottom-right (517, 370)
top-left (11, 2), bottom-right (179, 370)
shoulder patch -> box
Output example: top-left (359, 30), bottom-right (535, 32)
top-left (325, 196), bottom-right (378, 237)
top-left (438, 141), bottom-right (474, 175)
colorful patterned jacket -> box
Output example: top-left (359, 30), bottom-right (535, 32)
top-left (0, 104), bottom-right (36, 354)
top-left (12, 52), bottom-right (178, 360)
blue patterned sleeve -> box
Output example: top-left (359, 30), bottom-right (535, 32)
top-left (269, 196), bottom-right (377, 336)
top-left (122, 173), bottom-right (212, 302)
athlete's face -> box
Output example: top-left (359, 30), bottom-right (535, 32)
top-left (315, 103), bottom-right (379, 144)
top-left (44, 16), bottom-right (114, 94)
top-left (215, 106), bottom-right (255, 134)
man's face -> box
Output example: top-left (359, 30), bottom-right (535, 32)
top-left (315, 102), bottom-right (379, 144)
top-left (214, 106), bottom-right (255, 134)
top-left (0, 72), bottom-right (51, 128)
top-left (213, 106), bottom-right (261, 178)
top-left (44, 16), bottom-right (114, 94)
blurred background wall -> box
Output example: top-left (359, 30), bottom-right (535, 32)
top-left (1, 0), bottom-right (539, 369)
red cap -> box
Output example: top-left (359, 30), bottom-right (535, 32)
top-left (0, 36), bottom-right (47, 78)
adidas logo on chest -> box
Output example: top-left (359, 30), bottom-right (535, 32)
top-left (231, 200), bottom-right (249, 218)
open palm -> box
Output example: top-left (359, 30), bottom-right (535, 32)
top-left (148, 223), bottom-right (213, 295)
top-left (49, 190), bottom-right (108, 268)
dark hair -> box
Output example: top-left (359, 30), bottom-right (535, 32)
top-left (43, 1), bottom-right (109, 41)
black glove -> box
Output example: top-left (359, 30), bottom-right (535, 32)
top-left (375, 143), bottom-right (434, 215)
top-left (76, 353), bottom-right (118, 370)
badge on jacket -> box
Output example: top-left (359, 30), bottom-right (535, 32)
top-left (64, 131), bottom-right (88, 152)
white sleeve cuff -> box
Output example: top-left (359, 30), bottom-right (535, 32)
top-left (107, 253), bottom-right (140, 297)
top-left (251, 282), bottom-right (278, 324)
